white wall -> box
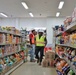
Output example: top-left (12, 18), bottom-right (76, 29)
top-left (0, 17), bottom-right (65, 44)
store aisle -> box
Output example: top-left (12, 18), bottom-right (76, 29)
top-left (10, 62), bottom-right (57, 75)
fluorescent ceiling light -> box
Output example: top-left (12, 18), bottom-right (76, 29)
top-left (56, 12), bottom-right (60, 17)
top-left (58, 1), bottom-right (64, 9)
top-left (0, 13), bottom-right (8, 17)
top-left (29, 13), bottom-right (34, 17)
top-left (21, 2), bottom-right (28, 9)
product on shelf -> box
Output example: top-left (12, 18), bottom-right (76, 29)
top-left (54, 7), bottom-right (76, 75)
top-left (55, 31), bottom-right (76, 47)
top-left (54, 56), bottom-right (70, 75)
top-left (1, 26), bottom-right (21, 35)
top-left (0, 26), bottom-right (27, 75)
top-left (56, 46), bottom-right (64, 56)
top-left (72, 7), bottom-right (76, 22)
top-left (67, 70), bottom-right (75, 75)
top-left (0, 51), bottom-right (26, 73)
top-left (72, 56), bottom-right (76, 68)
top-left (64, 16), bottom-right (72, 27)
top-left (55, 45), bottom-right (76, 75)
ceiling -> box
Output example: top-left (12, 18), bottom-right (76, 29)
top-left (0, 0), bottom-right (76, 18)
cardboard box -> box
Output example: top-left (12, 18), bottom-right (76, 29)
top-left (45, 51), bottom-right (55, 60)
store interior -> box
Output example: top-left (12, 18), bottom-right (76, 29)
top-left (0, 0), bottom-right (76, 75)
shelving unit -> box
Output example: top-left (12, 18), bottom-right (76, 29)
top-left (0, 49), bottom-right (23, 59)
top-left (63, 58), bottom-right (76, 74)
top-left (56, 44), bottom-right (76, 49)
top-left (56, 21), bottom-right (76, 37)
top-left (0, 30), bottom-right (21, 37)
top-left (5, 60), bottom-right (23, 75)
top-left (54, 21), bottom-right (76, 75)
top-left (56, 31), bottom-right (64, 37)
top-left (0, 28), bottom-right (27, 75)
top-left (56, 53), bottom-right (76, 74)
top-left (0, 43), bottom-right (21, 46)
top-left (65, 22), bottom-right (76, 32)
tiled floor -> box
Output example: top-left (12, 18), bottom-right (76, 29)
top-left (10, 62), bottom-right (57, 75)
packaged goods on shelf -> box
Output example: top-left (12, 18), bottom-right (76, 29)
top-left (54, 57), bottom-right (70, 75)
top-left (0, 50), bottom-right (26, 74)
top-left (0, 45), bottom-right (21, 57)
top-left (0, 26), bottom-right (27, 75)
top-left (53, 11), bottom-right (76, 74)
top-left (72, 7), bottom-right (76, 22)
top-left (55, 45), bottom-right (76, 75)
top-left (55, 31), bottom-right (76, 48)
top-left (64, 16), bottom-right (72, 27)
top-left (67, 70), bottom-right (75, 75)
top-left (54, 25), bottom-right (64, 36)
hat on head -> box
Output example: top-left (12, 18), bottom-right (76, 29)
top-left (38, 29), bottom-right (44, 33)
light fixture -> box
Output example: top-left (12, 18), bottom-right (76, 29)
top-left (29, 13), bottom-right (34, 17)
top-left (0, 13), bottom-right (8, 17)
top-left (56, 12), bottom-right (60, 17)
top-left (58, 1), bottom-right (64, 9)
top-left (21, 2), bottom-right (28, 9)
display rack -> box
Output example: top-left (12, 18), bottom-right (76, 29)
top-left (56, 44), bottom-right (76, 49)
top-left (54, 22), bottom-right (76, 75)
top-left (56, 22), bottom-right (76, 37)
top-left (0, 28), bottom-right (27, 75)
top-left (5, 60), bottom-right (23, 75)
top-left (0, 30), bottom-right (21, 37)
top-left (65, 21), bottom-right (76, 32)
top-left (56, 52), bottom-right (76, 74)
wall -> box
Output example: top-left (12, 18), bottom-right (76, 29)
top-left (0, 17), bottom-right (65, 44)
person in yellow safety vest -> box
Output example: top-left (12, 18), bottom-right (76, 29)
top-left (35, 29), bottom-right (47, 65)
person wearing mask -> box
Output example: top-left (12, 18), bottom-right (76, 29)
top-left (29, 29), bottom-right (36, 62)
top-left (35, 29), bottom-right (47, 65)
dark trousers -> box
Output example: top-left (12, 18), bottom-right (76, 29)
top-left (35, 46), bottom-right (44, 63)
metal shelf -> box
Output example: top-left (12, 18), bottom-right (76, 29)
top-left (56, 44), bottom-right (76, 49)
top-left (56, 54), bottom-right (76, 74)
top-left (0, 43), bottom-right (21, 46)
top-left (56, 53), bottom-right (63, 58)
top-left (0, 30), bottom-right (22, 36)
top-left (55, 31), bottom-right (64, 37)
top-left (5, 60), bottom-right (23, 75)
top-left (0, 50), bottom-right (22, 58)
top-left (63, 58), bottom-right (76, 74)
top-left (55, 21), bottom-right (76, 37)
top-left (65, 21), bottom-right (76, 32)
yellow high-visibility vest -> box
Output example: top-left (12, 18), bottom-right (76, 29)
top-left (36, 35), bottom-right (45, 46)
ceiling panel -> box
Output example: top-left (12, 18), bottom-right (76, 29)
top-left (0, 0), bottom-right (76, 17)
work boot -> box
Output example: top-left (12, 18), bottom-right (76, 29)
top-left (37, 59), bottom-right (39, 63)
top-left (30, 59), bottom-right (36, 62)
top-left (39, 62), bottom-right (41, 65)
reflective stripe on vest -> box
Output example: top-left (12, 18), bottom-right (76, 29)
top-left (36, 35), bottom-right (45, 46)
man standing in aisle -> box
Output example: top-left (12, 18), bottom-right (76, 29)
top-left (35, 29), bottom-right (47, 65)
top-left (29, 29), bottom-right (36, 62)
